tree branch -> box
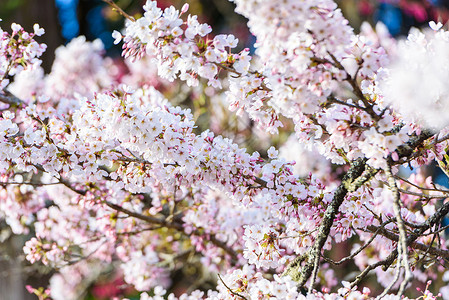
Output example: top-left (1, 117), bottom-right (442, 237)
top-left (105, 201), bottom-right (239, 262)
top-left (323, 219), bottom-right (393, 266)
top-left (284, 157), bottom-right (378, 286)
top-left (0, 91), bottom-right (23, 108)
top-left (364, 225), bottom-right (449, 259)
top-left (217, 274), bottom-right (248, 300)
top-left (284, 129), bottom-right (435, 290)
top-left (384, 163), bottom-right (413, 296)
top-left (351, 199), bottom-right (449, 287)
top-left (102, 0), bottom-right (135, 22)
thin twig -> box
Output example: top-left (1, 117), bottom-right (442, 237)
top-left (105, 201), bottom-right (239, 261)
top-left (436, 132), bottom-right (449, 144)
top-left (102, 0), bottom-right (135, 21)
top-left (394, 174), bottom-right (449, 193)
top-left (415, 224), bottom-right (439, 267)
top-left (324, 220), bottom-right (393, 265)
top-left (364, 225), bottom-right (449, 259)
top-left (421, 223), bottom-right (449, 236)
top-left (350, 250), bottom-right (398, 288)
top-left (376, 248), bottom-right (402, 299)
top-left (217, 273), bottom-right (248, 300)
top-left (326, 52), bottom-right (380, 121)
top-left (394, 185), bottom-right (448, 199)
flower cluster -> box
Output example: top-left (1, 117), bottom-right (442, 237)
top-left (116, 1), bottom-right (249, 89)
top-left (0, 23), bottom-right (46, 91)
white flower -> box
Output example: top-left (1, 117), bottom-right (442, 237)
top-left (37, 95), bottom-right (50, 103)
top-left (33, 24), bottom-right (45, 36)
top-left (197, 23), bottom-right (212, 36)
top-left (267, 146), bottom-right (278, 159)
top-left (11, 23), bottom-right (21, 32)
top-left (171, 26), bottom-right (183, 36)
top-left (198, 63), bottom-right (217, 80)
top-left (112, 30), bottom-right (122, 44)
top-left (429, 21), bottom-right (443, 31)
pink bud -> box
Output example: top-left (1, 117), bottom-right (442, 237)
top-left (181, 3), bottom-right (189, 14)
top-left (391, 151), bottom-right (399, 161)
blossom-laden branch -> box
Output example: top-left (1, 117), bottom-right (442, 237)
top-left (322, 219), bottom-right (393, 266)
top-left (364, 224), bottom-right (449, 260)
top-left (284, 129), bottom-right (435, 288)
top-left (350, 198), bottom-right (449, 289)
top-left (105, 201), bottom-right (240, 262)
top-left (45, 165), bottom-right (241, 261)
top-left (0, 91), bottom-right (23, 108)
top-left (383, 164), bottom-right (412, 297)
top-left (285, 157), bottom-right (378, 284)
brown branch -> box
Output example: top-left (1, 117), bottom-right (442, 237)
top-left (0, 91), bottom-right (23, 108)
top-left (217, 274), bottom-right (248, 300)
top-left (364, 225), bottom-right (449, 259)
top-left (385, 163), bottom-right (413, 296)
top-left (105, 201), bottom-right (239, 262)
top-left (284, 129), bottom-right (435, 290)
top-left (350, 200), bottom-right (449, 287)
top-left (102, 0), bottom-right (135, 22)
top-left (350, 250), bottom-right (398, 288)
top-left (326, 52), bottom-right (380, 121)
top-left (284, 157), bottom-right (378, 285)
top-left (323, 220), bottom-right (393, 266)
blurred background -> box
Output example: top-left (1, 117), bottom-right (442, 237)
top-left (0, 0), bottom-right (253, 72)
top-left (1, 0), bottom-right (449, 299)
top-left (2, 0), bottom-right (449, 69)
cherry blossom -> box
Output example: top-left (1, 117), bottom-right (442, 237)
top-left (1, 0), bottom-right (449, 299)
